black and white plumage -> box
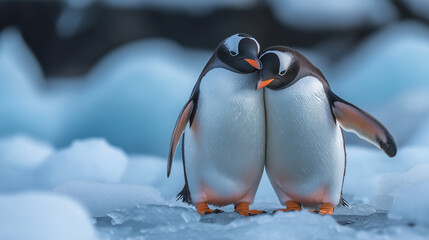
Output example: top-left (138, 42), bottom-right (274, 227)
top-left (168, 34), bottom-right (264, 207)
top-left (257, 46), bottom-right (396, 208)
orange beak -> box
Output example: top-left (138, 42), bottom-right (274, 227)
top-left (256, 79), bottom-right (274, 90)
top-left (244, 58), bottom-right (262, 70)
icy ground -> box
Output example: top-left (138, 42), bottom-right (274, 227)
top-left (95, 205), bottom-right (428, 240)
top-left (0, 136), bottom-right (428, 240)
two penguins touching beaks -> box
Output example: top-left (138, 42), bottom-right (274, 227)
top-left (168, 33), bottom-right (397, 216)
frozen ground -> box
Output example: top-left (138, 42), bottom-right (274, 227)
top-left (0, 136), bottom-right (428, 239)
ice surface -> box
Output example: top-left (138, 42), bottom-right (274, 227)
top-left (374, 163), bottom-right (429, 212)
top-left (0, 192), bottom-right (98, 240)
top-left (97, 207), bottom-right (429, 240)
top-left (54, 181), bottom-right (166, 217)
top-left (267, 0), bottom-right (397, 30)
top-left (0, 135), bottom-right (53, 192)
top-left (37, 139), bottom-right (128, 188)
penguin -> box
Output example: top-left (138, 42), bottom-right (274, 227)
top-left (168, 33), bottom-right (266, 216)
top-left (256, 46), bottom-right (397, 215)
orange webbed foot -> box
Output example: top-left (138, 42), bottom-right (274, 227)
top-left (309, 203), bottom-right (334, 215)
top-left (235, 202), bottom-right (266, 217)
top-left (274, 200), bottom-right (302, 213)
top-left (196, 202), bottom-right (224, 215)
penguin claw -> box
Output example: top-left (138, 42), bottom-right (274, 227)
top-left (273, 208), bottom-right (300, 213)
top-left (196, 202), bottom-right (224, 215)
top-left (309, 203), bottom-right (334, 215)
top-left (236, 209), bottom-right (266, 217)
top-left (234, 202), bottom-right (266, 217)
top-left (203, 209), bottom-right (224, 215)
top-left (274, 200), bottom-right (302, 213)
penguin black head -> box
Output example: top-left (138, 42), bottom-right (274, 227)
top-left (216, 33), bottom-right (262, 73)
top-left (256, 46), bottom-right (301, 90)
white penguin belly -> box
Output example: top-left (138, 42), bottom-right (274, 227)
top-left (265, 76), bottom-right (345, 206)
top-left (184, 68), bottom-right (265, 206)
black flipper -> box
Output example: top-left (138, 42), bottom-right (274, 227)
top-left (328, 90), bottom-right (397, 157)
top-left (167, 100), bottom-right (195, 177)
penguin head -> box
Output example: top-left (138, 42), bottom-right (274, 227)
top-left (216, 33), bottom-right (262, 73)
top-left (256, 47), bottom-right (300, 90)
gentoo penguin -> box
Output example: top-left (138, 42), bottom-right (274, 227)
top-left (256, 46), bottom-right (397, 215)
top-left (168, 34), bottom-right (266, 216)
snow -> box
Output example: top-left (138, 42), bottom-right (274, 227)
top-left (330, 22), bottom-right (429, 146)
top-left (343, 146), bottom-right (429, 204)
top-left (331, 22), bottom-right (429, 108)
top-left (374, 163), bottom-right (429, 211)
top-left (54, 181), bottom-right (166, 217)
top-left (0, 135), bottom-right (427, 239)
top-left (121, 155), bottom-right (185, 201)
top-left (0, 135), bottom-right (53, 192)
top-left (0, 192), bottom-right (98, 240)
top-left (390, 180), bottom-right (429, 225)
top-left (266, 0), bottom-right (397, 30)
top-left (61, 39), bottom-right (209, 156)
top-left (0, 28), bottom-right (209, 156)
top-left (37, 139), bottom-right (128, 188)
top-left (410, 114), bottom-right (429, 146)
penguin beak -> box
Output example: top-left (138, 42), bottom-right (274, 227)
top-left (256, 79), bottom-right (274, 90)
top-left (244, 58), bottom-right (262, 70)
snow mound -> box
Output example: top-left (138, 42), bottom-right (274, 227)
top-left (64, 39), bottom-right (209, 156)
top-left (374, 163), bottom-right (429, 211)
top-left (342, 146), bottom-right (429, 204)
top-left (54, 181), bottom-right (166, 217)
top-left (0, 192), bottom-right (98, 240)
top-left (332, 22), bottom-right (429, 108)
top-left (37, 139), bottom-right (128, 188)
top-left (0, 28), bottom-right (75, 146)
top-left (389, 180), bottom-right (429, 225)
top-left (328, 22), bottom-right (429, 146)
top-left (267, 0), bottom-right (397, 30)
top-left (0, 135), bottom-right (53, 192)
top-left (409, 114), bottom-right (429, 146)
top-left (121, 155), bottom-right (184, 200)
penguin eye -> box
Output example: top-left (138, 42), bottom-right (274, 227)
top-left (279, 70), bottom-right (287, 76)
top-left (229, 50), bottom-right (238, 56)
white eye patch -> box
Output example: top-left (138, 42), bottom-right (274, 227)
top-left (260, 50), bottom-right (293, 75)
top-left (224, 34), bottom-right (244, 56)
top-left (224, 34), bottom-right (260, 56)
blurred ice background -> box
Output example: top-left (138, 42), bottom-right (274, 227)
top-left (1, 0), bottom-right (429, 239)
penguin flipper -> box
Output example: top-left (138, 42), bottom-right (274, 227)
top-left (328, 91), bottom-right (397, 157)
top-left (167, 100), bottom-right (195, 177)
